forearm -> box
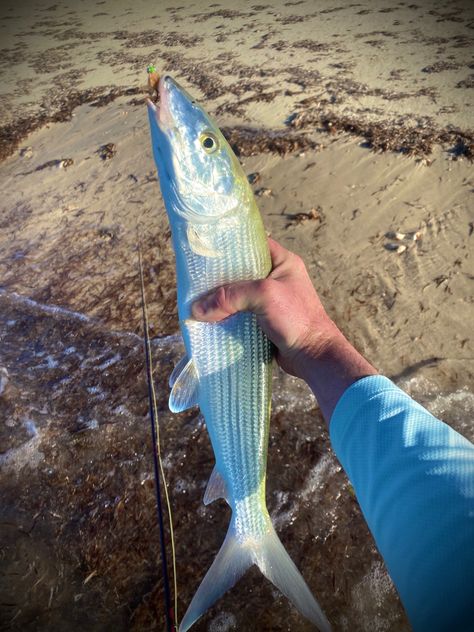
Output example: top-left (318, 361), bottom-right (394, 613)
top-left (330, 376), bottom-right (474, 631)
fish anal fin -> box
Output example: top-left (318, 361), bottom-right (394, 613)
top-left (169, 358), bottom-right (199, 413)
top-left (203, 465), bottom-right (228, 505)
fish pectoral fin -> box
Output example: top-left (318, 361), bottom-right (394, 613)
top-left (169, 358), bottom-right (199, 413)
top-left (203, 465), bottom-right (228, 505)
top-left (186, 224), bottom-right (221, 258)
top-left (169, 354), bottom-right (189, 388)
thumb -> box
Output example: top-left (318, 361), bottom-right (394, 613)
top-left (192, 279), bottom-right (267, 322)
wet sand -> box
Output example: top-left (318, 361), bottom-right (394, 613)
top-left (1, 1), bottom-right (473, 631)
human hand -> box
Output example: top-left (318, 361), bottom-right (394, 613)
top-left (192, 238), bottom-right (377, 423)
top-left (191, 238), bottom-right (337, 380)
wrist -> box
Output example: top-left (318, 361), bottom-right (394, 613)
top-left (298, 323), bottom-right (377, 425)
top-left (295, 317), bottom-right (342, 377)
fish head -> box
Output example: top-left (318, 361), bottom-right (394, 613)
top-left (147, 75), bottom-right (251, 224)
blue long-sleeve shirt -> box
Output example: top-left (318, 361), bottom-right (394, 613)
top-left (330, 375), bottom-right (474, 632)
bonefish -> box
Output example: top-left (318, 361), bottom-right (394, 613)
top-left (147, 74), bottom-right (331, 632)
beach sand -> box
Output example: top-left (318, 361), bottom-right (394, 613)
top-left (0, 1), bottom-right (473, 630)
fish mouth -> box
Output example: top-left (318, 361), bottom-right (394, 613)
top-left (146, 81), bottom-right (173, 183)
top-left (146, 75), bottom-right (178, 164)
top-left (148, 75), bottom-right (194, 130)
top-left (146, 74), bottom-right (196, 179)
top-left (147, 75), bottom-right (174, 131)
top-left (157, 75), bottom-right (174, 128)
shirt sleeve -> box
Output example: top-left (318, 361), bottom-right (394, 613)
top-left (329, 375), bottom-right (474, 632)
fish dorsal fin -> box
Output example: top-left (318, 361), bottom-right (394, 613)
top-left (169, 354), bottom-right (189, 388)
top-left (169, 358), bottom-right (199, 413)
top-left (187, 224), bottom-right (221, 258)
top-left (203, 465), bottom-right (228, 505)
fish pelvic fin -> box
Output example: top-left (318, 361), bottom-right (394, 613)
top-left (169, 354), bottom-right (189, 388)
top-left (179, 514), bottom-right (332, 632)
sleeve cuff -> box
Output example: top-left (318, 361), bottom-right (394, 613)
top-left (329, 375), bottom-right (402, 456)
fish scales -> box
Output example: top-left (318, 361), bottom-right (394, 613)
top-left (147, 74), bottom-right (331, 632)
top-left (183, 210), bottom-right (268, 299)
top-left (186, 312), bottom-right (272, 509)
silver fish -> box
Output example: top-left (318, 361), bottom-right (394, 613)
top-left (147, 75), bottom-right (331, 632)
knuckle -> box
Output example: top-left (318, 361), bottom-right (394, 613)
top-left (213, 286), bottom-right (229, 311)
top-left (292, 253), bottom-right (306, 271)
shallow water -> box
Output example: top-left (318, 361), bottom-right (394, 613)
top-left (1, 287), bottom-right (472, 631)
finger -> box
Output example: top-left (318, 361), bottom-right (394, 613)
top-left (267, 237), bottom-right (290, 268)
top-left (192, 279), bottom-right (267, 322)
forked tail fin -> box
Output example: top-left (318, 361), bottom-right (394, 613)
top-left (179, 517), bottom-right (331, 632)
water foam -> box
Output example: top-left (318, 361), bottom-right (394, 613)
top-left (208, 611), bottom-right (237, 632)
top-left (0, 430), bottom-right (44, 472)
top-left (351, 561), bottom-right (398, 631)
top-left (0, 367), bottom-right (9, 395)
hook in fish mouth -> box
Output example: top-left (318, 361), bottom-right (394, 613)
top-left (147, 75), bottom-right (177, 131)
top-left (146, 64), bottom-right (160, 101)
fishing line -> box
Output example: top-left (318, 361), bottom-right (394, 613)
top-left (138, 241), bottom-right (178, 631)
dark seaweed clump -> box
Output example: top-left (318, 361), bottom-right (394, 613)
top-left (221, 126), bottom-right (321, 157)
top-left (422, 61), bottom-right (461, 73)
top-left (288, 109), bottom-right (474, 160)
top-left (161, 51), bottom-right (227, 100)
top-left (456, 74), bottom-right (474, 89)
top-left (0, 86), bottom-right (142, 163)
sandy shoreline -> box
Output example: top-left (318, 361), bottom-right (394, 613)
top-left (1, 92), bottom-right (472, 385)
top-left (1, 1), bottom-right (473, 631)
top-left (1, 0), bottom-right (473, 160)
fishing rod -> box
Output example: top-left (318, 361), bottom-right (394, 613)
top-left (138, 242), bottom-right (178, 632)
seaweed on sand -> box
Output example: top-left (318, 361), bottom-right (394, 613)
top-left (288, 109), bottom-right (474, 160)
top-left (0, 223), bottom-right (177, 338)
top-left (0, 86), bottom-right (142, 163)
top-left (221, 126), bottom-right (320, 157)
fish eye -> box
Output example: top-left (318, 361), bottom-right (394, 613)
top-left (200, 132), bottom-right (219, 153)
